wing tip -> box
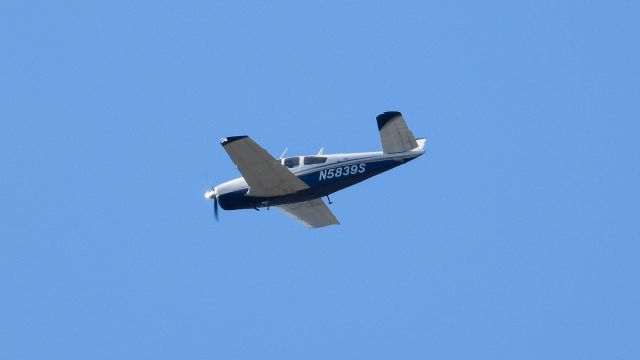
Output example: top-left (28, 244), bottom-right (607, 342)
top-left (376, 111), bottom-right (403, 130)
top-left (220, 135), bottom-right (248, 146)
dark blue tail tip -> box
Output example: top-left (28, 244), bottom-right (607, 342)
top-left (220, 135), bottom-right (248, 146)
top-left (376, 111), bottom-right (402, 130)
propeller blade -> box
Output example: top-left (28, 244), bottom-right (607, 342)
top-left (214, 198), bottom-right (219, 221)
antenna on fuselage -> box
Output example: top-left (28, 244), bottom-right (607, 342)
top-left (317, 147), bottom-right (325, 155)
top-left (278, 147), bottom-right (288, 159)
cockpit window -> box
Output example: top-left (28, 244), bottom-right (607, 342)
top-left (283, 157), bottom-right (300, 168)
top-left (303, 156), bottom-right (328, 165)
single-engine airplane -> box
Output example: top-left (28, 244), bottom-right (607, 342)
top-left (205, 111), bottom-right (426, 228)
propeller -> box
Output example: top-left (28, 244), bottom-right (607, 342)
top-left (213, 197), bottom-right (219, 221)
top-left (204, 188), bottom-right (219, 221)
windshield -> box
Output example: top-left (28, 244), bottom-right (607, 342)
top-left (283, 157), bottom-right (300, 168)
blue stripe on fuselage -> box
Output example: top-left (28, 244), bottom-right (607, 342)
top-left (297, 158), bottom-right (404, 188)
top-left (216, 156), bottom-right (417, 210)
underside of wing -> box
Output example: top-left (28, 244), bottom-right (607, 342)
top-left (220, 136), bottom-right (309, 197)
top-left (275, 198), bottom-right (340, 228)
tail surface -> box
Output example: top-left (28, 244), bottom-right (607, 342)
top-left (376, 111), bottom-right (419, 154)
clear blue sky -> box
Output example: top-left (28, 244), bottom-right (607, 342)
top-left (1, 1), bottom-right (639, 359)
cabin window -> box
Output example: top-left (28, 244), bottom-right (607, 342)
top-left (303, 156), bottom-right (328, 165)
top-left (283, 157), bottom-right (300, 168)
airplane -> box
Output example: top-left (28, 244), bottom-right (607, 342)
top-left (204, 111), bottom-right (426, 228)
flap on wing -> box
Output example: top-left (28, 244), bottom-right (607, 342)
top-left (220, 136), bottom-right (309, 197)
top-left (275, 198), bottom-right (340, 228)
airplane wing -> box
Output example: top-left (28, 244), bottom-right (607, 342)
top-left (220, 136), bottom-right (309, 197)
top-left (275, 198), bottom-right (340, 228)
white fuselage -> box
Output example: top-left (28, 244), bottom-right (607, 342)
top-left (212, 139), bottom-right (425, 210)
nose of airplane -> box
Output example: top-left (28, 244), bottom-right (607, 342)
top-left (204, 188), bottom-right (220, 221)
top-left (204, 189), bottom-right (216, 199)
